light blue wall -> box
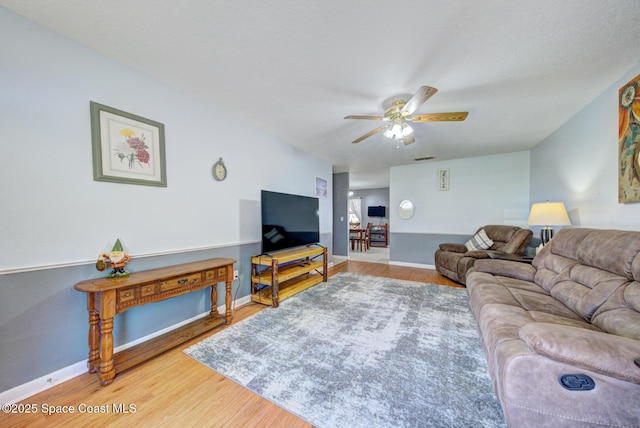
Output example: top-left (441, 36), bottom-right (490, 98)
top-left (0, 244), bottom-right (258, 392)
top-left (530, 63), bottom-right (640, 232)
top-left (0, 7), bottom-right (332, 393)
top-left (389, 152), bottom-right (531, 265)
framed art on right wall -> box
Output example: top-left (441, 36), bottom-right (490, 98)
top-left (618, 73), bottom-right (640, 203)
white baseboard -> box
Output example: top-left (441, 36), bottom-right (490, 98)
top-left (389, 260), bottom-right (435, 270)
top-left (331, 255), bottom-right (348, 264)
top-left (0, 360), bottom-right (89, 406)
top-left (0, 296), bottom-right (252, 405)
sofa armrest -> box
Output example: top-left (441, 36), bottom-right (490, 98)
top-left (438, 243), bottom-right (467, 253)
top-left (520, 323), bottom-right (640, 385)
top-left (466, 250), bottom-right (490, 259)
top-left (502, 228), bottom-right (533, 254)
top-left (472, 259), bottom-right (536, 282)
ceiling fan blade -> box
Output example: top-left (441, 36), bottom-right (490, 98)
top-left (402, 135), bottom-right (415, 145)
top-left (352, 126), bottom-right (387, 144)
top-left (344, 115), bottom-right (386, 120)
top-left (402, 86), bottom-right (438, 115)
top-left (409, 112), bottom-right (469, 122)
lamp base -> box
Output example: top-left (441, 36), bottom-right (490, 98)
top-left (541, 227), bottom-right (554, 245)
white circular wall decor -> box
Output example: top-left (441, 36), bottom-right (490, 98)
top-left (398, 200), bottom-right (415, 219)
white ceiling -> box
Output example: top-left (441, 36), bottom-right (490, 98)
top-left (3, 0), bottom-right (640, 189)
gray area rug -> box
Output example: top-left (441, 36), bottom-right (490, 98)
top-left (184, 272), bottom-right (505, 427)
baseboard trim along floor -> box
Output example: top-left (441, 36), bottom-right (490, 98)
top-left (0, 295), bottom-right (252, 405)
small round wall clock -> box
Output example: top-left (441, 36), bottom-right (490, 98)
top-left (212, 157), bottom-right (227, 181)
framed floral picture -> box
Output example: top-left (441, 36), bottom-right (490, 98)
top-left (90, 101), bottom-right (167, 187)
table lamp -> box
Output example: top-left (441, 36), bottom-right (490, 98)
top-left (527, 201), bottom-right (571, 245)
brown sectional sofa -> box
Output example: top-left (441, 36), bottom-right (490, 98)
top-left (435, 225), bottom-right (533, 285)
top-left (466, 228), bottom-right (640, 427)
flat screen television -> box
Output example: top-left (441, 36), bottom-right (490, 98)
top-left (261, 190), bottom-right (320, 253)
top-left (368, 205), bottom-right (386, 217)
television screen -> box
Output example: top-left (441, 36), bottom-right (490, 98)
top-left (261, 190), bottom-right (320, 253)
top-left (368, 205), bottom-right (386, 217)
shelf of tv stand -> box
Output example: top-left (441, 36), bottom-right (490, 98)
top-left (253, 260), bottom-right (325, 286)
top-left (251, 273), bottom-right (324, 306)
top-left (370, 224), bottom-right (388, 247)
top-left (251, 245), bottom-right (327, 307)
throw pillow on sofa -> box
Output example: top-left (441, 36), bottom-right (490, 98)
top-left (465, 229), bottom-right (493, 251)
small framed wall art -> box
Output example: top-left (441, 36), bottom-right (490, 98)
top-left (437, 168), bottom-right (450, 191)
top-left (90, 101), bottom-right (167, 187)
top-left (315, 176), bottom-right (327, 198)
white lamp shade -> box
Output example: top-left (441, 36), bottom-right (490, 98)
top-left (527, 202), bottom-right (571, 226)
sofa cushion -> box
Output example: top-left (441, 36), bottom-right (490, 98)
top-left (465, 229), bottom-right (493, 251)
top-left (550, 264), bottom-right (631, 322)
top-left (473, 259), bottom-right (536, 283)
top-left (520, 323), bottom-right (640, 385)
top-left (467, 271), bottom-right (582, 320)
top-left (540, 227), bottom-right (592, 260)
top-left (577, 230), bottom-right (640, 279)
top-left (532, 229), bottom-right (639, 321)
top-left (499, 229), bottom-right (534, 254)
top-left (532, 245), bottom-right (579, 292)
top-left (482, 225), bottom-right (522, 249)
top-left (592, 282), bottom-right (640, 341)
top-left (527, 310), bottom-right (603, 330)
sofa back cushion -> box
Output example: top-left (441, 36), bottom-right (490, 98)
top-left (479, 225), bottom-right (532, 254)
top-left (550, 265), bottom-right (630, 322)
top-left (577, 230), bottom-right (640, 279)
top-left (592, 282), bottom-right (640, 340)
top-left (533, 245), bottom-right (579, 292)
top-left (533, 228), bottom-right (640, 322)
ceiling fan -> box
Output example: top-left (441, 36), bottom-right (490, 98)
top-left (344, 86), bottom-right (468, 145)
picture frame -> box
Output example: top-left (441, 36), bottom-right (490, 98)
top-left (90, 101), bottom-right (167, 187)
top-left (315, 176), bottom-right (328, 198)
top-left (618, 74), bottom-right (640, 203)
top-left (437, 168), bottom-right (450, 191)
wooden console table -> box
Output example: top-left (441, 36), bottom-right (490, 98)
top-left (74, 258), bottom-right (235, 386)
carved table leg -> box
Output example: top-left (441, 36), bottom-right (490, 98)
top-left (210, 284), bottom-right (218, 317)
top-left (225, 279), bottom-right (233, 324)
top-left (87, 310), bottom-right (100, 373)
top-left (99, 317), bottom-right (116, 386)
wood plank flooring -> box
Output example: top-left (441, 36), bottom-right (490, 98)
top-left (0, 261), bottom-right (462, 428)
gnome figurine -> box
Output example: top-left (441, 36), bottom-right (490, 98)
top-left (97, 239), bottom-right (131, 278)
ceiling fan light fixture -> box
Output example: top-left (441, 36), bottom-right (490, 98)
top-left (383, 118), bottom-right (411, 141)
top-left (383, 120), bottom-right (413, 141)
top-left (344, 86), bottom-right (468, 145)
top-left (391, 121), bottom-right (402, 135)
top-left (401, 122), bottom-right (413, 137)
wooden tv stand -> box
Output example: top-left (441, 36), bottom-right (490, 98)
top-left (74, 258), bottom-right (235, 386)
top-left (251, 245), bottom-right (327, 307)
top-left (370, 224), bottom-right (388, 247)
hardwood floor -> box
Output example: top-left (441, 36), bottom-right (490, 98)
top-left (1, 261), bottom-right (462, 428)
